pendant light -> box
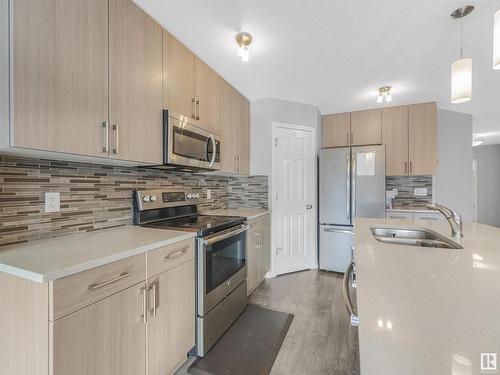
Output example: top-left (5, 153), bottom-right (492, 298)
top-left (494, 10), bottom-right (500, 69)
top-left (451, 6), bottom-right (474, 104)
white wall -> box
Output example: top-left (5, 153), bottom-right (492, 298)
top-left (434, 109), bottom-right (473, 222)
top-left (472, 144), bottom-right (500, 227)
top-left (250, 98), bottom-right (321, 177)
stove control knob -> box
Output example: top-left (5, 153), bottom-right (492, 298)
top-left (150, 195), bottom-right (157, 202)
top-left (143, 196), bottom-right (150, 203)
top-left (187, 194), bottom-right (193, 199)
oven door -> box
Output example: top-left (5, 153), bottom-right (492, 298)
top-left (164, 110), bottom-right (221, 170)
top-left (198, 224), bottom-right (248, 316)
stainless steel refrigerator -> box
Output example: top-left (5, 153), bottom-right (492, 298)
top-left (319, 146), bottom-right (385, 272)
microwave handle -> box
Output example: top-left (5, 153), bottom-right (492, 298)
top-left (208, 134), bottom-right (216, 167)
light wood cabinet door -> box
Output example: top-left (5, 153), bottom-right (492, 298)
top-left (322, 113), bottom-right (351, 147)
top-left (12, 0), bottom-right (108, 157)
top-left (246, 229), bottom-right (259, 295)
top-left (109, 0), bottom-right (163, 164)
top-left (194, 57), bottom-right (221, 134)
top-left (163, 30), bottom-right (195, 118)
top-left (350, 109), bottom-right (382, 146)
top-left (408, 102), bottom-right (437, 175)
top-left (238, 94), bottom-right (251, 175)
top-left (260, 223), bottom-right (271, 278)
top-left (147, 260), bottom-right (195, 375)
top-left (382, 106), bottom-right (409, 176)
top-left (220, 80), bottom-right (239, 173)
top-left (50, 283), bottom-right (146, 375)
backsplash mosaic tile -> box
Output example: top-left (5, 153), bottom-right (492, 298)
top-left (0, 155), bottom-right (268, 248)
top-left (386, 175), bottom-right (433, 207)
top-left (228, 176), bottom-right (269, 209)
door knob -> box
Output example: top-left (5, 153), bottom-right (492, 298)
top-left (306, 204), bottom-right (312, 209)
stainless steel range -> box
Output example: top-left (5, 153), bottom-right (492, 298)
top-left (133, 189), bottom-right (248, 357)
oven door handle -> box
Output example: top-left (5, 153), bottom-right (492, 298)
top-left (202, 224), bottom-right (249, 246)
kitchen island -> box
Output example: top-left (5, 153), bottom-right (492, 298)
top-left (355, 218), bottom-right (500, 375)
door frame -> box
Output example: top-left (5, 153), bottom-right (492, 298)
top-left (269, 121), bottom-right (317, 277)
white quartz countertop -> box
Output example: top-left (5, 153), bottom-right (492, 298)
top-left (201, 208), bottom-right (270, 220)
top-left (0, 226), bottom-right (195, 283)
top-left (354, 218), bottom-right (500, 375)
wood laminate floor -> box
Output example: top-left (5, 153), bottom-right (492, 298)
top-left (249, 269), bottom-right (360, 375)
top-left (177, 269), bottom-right (359, 375)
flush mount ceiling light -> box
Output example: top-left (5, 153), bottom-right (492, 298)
top-left (376, 86), bottom-right (392, 103)
top-left (235, 32), bottom-right (252, 62)
top-left (451, 6), bottom-right (474, 104)
top-left (494, 10), bottom-right (500, 69)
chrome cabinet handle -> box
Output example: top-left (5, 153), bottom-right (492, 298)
top-left (237, 156), bottom-right (240, 172)
top-left (149, 282), bottom-right (159, 317)
top-left (255, 231), bottom-right (262, 248)
top-left (342, 262), bottom-right (358, 326)
top-left (350, 132), bottom-right (353, 145)
top-left (306, 204), bottom-right (312, 209)
top-left (141, 286), bottom-right (148, 324)
top-left (192, 98), bottom-right (196, 119)
top-left (195, 100), bottom-right (200, 120)
top-left (409, 161), bottom-right (413, 174)
top-left (164, 247), bottom-right (188, 261)
top-left (112, 124), bottom-right (119, 154)
top-left (351, 153), bottom-right (357, 220)
top-left (102, 121), bottom-right (109, 153)
top-left (88, 272), bottom-right (130, 291)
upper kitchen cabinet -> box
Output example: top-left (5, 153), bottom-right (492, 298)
top-left (322, 113), bottom-right (351, 147)
top-left (10, 0), bottom-right (109, 157)
top-left (408, 102), bottom-right (437, 175)
top-left (350, 109), bottom-right (382, 146)
top-left (163, 30), bottom-right (195, 119)
top-left (194, 57), bottom-right (221, 134)
top-left (382, 106), bottom-right (408, 175)
top-left (109, 0), bottom-right (163, 164)
top-left (238, 95), bottom-right (251, 175)
top-left (219, 79), bottom-right (250, 174)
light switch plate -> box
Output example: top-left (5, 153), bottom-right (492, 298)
top-left (45, 192), bottom-right (60, 213)
top-left (206, 189), bottom-right (212, 200)
top-left (414, 187), bottom-right (428, 196)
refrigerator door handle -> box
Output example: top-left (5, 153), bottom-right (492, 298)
top-left (346, 152), bottom-right (350, 220)
top-left (351, 152), bottom-right (356, 221)
top-left (322, 227), bottom-right (354, 234)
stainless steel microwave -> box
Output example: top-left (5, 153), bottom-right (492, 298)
top-left (155, 110), bottom-right (221, 171)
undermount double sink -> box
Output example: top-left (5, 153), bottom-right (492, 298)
top-left (370, 227), bottom-right (463, 249)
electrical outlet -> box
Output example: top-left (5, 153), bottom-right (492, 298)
top-left (45, 192), bottom-right (60, 213)
top-left (206, 189), bottom-right (212, 200)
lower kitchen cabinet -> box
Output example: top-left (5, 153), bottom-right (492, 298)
top-left (0, 240), bottom-right (196, 375)
top-left (247, 214), bottom-right (271, 295)
top-left (50, 283), bottom-right (147, 375)
top-left (147, 259), bottom-right (195, 375)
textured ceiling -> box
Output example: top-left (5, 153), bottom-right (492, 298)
top-left (135, 0), bottom-right (500, 145)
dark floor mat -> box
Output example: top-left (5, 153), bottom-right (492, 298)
top-left (188, 304), bottom-right (294, 375)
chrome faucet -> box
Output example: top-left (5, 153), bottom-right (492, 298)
top-left (426, 203), bottom-right (463, 238)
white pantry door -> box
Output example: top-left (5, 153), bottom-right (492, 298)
top-left (272, 123), bottom-right (315, 275)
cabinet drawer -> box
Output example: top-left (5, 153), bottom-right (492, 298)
top-left (49, 254), bottom-right (146, 321)
top-left (386, 211), bottom-right (413, 220)
top-left (147, 238), bottom-right (195, 278)
top-left (414, 212), bottom-right (443, 221)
